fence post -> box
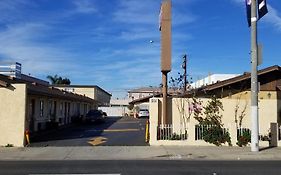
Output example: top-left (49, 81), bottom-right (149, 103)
top-left (189, 117), bottom-right (196, 144)
top-left (228, 123), bottom-right (237, 145)
top-left (270, 122), bottom-right (278, 147)
top-left (149, 98), bottom-right (160, 145)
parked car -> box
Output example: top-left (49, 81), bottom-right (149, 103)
top-left (84, 109), bottom-right (106, 123)
top-left (138, 109), bottom-right (149, 118)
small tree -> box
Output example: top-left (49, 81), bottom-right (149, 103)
top-left (169, 71), bottom-right (192, 138)
top-left (194, 96), bottom-right (232, 146)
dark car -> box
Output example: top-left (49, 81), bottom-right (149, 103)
top-left (84, 109), bottom-right (105, 123)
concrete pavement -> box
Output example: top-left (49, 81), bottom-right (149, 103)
top-left (0, 146), bottom-right (281, 161)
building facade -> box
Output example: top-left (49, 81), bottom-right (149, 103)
top-left (0, 73), bottom-right (98, 146)
top-left (54, 85), bottom-right (111, 107)
top-left (149, 65), bottom-right (281, 146)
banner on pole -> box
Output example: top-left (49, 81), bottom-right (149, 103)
top-left (258, 0), bottom-right (268, 20)
top-left (245, 0), bottom-right (268, 27)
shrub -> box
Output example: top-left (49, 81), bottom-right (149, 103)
top-left (236, 130), bottom-right (251, 147)
top-left (194, 96), bottom-right (232, 146)
top-left (202, 125), bottom-right (232, 146)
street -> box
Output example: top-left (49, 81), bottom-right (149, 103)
top-left (30, 116), bottom-right (148, 147)
top-left (0, 160), bottom-right (281, 175)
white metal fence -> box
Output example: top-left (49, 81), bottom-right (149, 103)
top-left (195, 125), bottom-right (229, 140)
top-left (237, 127), bottom-right (251, 138)
top-left (157, 124), bottom-right (188, 140)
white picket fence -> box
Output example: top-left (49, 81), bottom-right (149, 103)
top-left (195, 125), bottom-right (229, 140)
top-left (157, 124), bottom-right (188, 140)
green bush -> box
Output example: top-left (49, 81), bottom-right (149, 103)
top-left (236, 130), bottom-right (251, 147)
top-left (202, 126), bottom-right (232, 146)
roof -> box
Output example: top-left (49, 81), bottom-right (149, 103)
top-left (28, 84), bottom-right (95, 103)
top-left (0, 74), bottom-right (95, 103)
top-left (128, 93), bottom-right (176, 105)
top-left (129, 93), bottom-right (160, 105)
top-left (53, 85), bottom-right (112, 96)
top-left (131, 65), bottom-right (281, 102)
top-left (203, 65), bottom-right (281, 91)
top-left (128, 87), bottom-right (161, 93)
top-left (0, 79), bottom-right (8, 87)
top-left (128, 87), bottom-right (179, 94)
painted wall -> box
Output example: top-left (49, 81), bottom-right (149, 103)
top-left (149, 91), bottom-right (278, 146)
top-left (57, 86), bottom-right (110, 107)
top-left (0, 84), bottom-right (27, 147)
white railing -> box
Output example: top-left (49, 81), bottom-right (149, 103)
top-left (195, 125), bottom-right (229, 140)
top-left (237, 127), bottom-right (251, 138)
top-left (237, 127), bottom-right (272, 141)
top-left (157, 124), bottom-right (188, 140)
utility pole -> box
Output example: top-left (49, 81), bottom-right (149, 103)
top-left (182, 54), bottom-right (187, 94)
top-left (250, 0), bottom-right (259, 152)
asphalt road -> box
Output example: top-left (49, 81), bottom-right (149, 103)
top-left (1, 160), bottom-right (281, 175)
top-left (30, 116), bottom-right (148, 147)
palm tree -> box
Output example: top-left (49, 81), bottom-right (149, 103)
top-left (47, 75), bottom-right (71, 85)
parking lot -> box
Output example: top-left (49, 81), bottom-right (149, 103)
top-left (29, 116), bottom-right (148, 147)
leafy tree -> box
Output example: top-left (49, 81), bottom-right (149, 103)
top-left (194, 96), bottom-right (232, 146)
top-left (47, 75), bottom-right (71, 85)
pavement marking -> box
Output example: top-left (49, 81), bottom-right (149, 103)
top-left (88, 136), bottom-right (108, 146)
top-left (86, 129), bottom-right (140, 132)
top-left (103, 129), bottom-right (140, 132)
top-left (117, 121), bottom-right (139, 124)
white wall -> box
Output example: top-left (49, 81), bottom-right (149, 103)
top-left (99, 106), bottom-right (128, 117)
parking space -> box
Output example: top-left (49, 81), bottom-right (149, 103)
top-left (29, 116), bottom-right (148, 147)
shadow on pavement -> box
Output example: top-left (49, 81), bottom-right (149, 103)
top-left (29, 116), bottom-right (122, 145)
top-left (259, 146), bottom-right (276, 152)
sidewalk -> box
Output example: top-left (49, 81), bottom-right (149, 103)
top-left (0, 146), bottom-right (281, 161)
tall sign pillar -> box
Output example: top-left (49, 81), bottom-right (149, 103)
top-left (160, 0), bottom-right (171, 125)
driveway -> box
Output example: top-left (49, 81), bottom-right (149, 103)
top-left (29, 116), bottom-right (148, 147)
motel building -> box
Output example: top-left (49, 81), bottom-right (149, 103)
top-left (0, 63), bottom-right (111, 147)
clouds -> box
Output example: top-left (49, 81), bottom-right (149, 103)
top-left (0, 0), bottom-right (34, 23)
top-left (265, 5), bottom-right (281, 31)
top-left (0, 22), bottom-right (77, 74)
top-left (113, 0), bottom-right (160, 25)
top-left (231, 0), bottom-right (281, 32)
top-left (0, 0), bottom-right (279, 98)
top-left (0, 0), bottom-right (198, 97)
top-left (73, 0), bottom-right (98, 14)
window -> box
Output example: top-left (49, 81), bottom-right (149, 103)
top-left (40, 100), bottom-right (44, 117)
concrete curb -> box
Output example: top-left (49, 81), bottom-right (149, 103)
top-left (0, 146), bottom-right (281, 161)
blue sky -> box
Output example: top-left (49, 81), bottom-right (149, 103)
top-left (0, 0), bottom-right (280, 98)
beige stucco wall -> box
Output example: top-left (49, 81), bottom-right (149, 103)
top-left (56, 86), bottom-right (110, 107)
top-left (149, 92), bottom-right (278, 146)
top-left (0, 84), bottom-right (27, 147)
